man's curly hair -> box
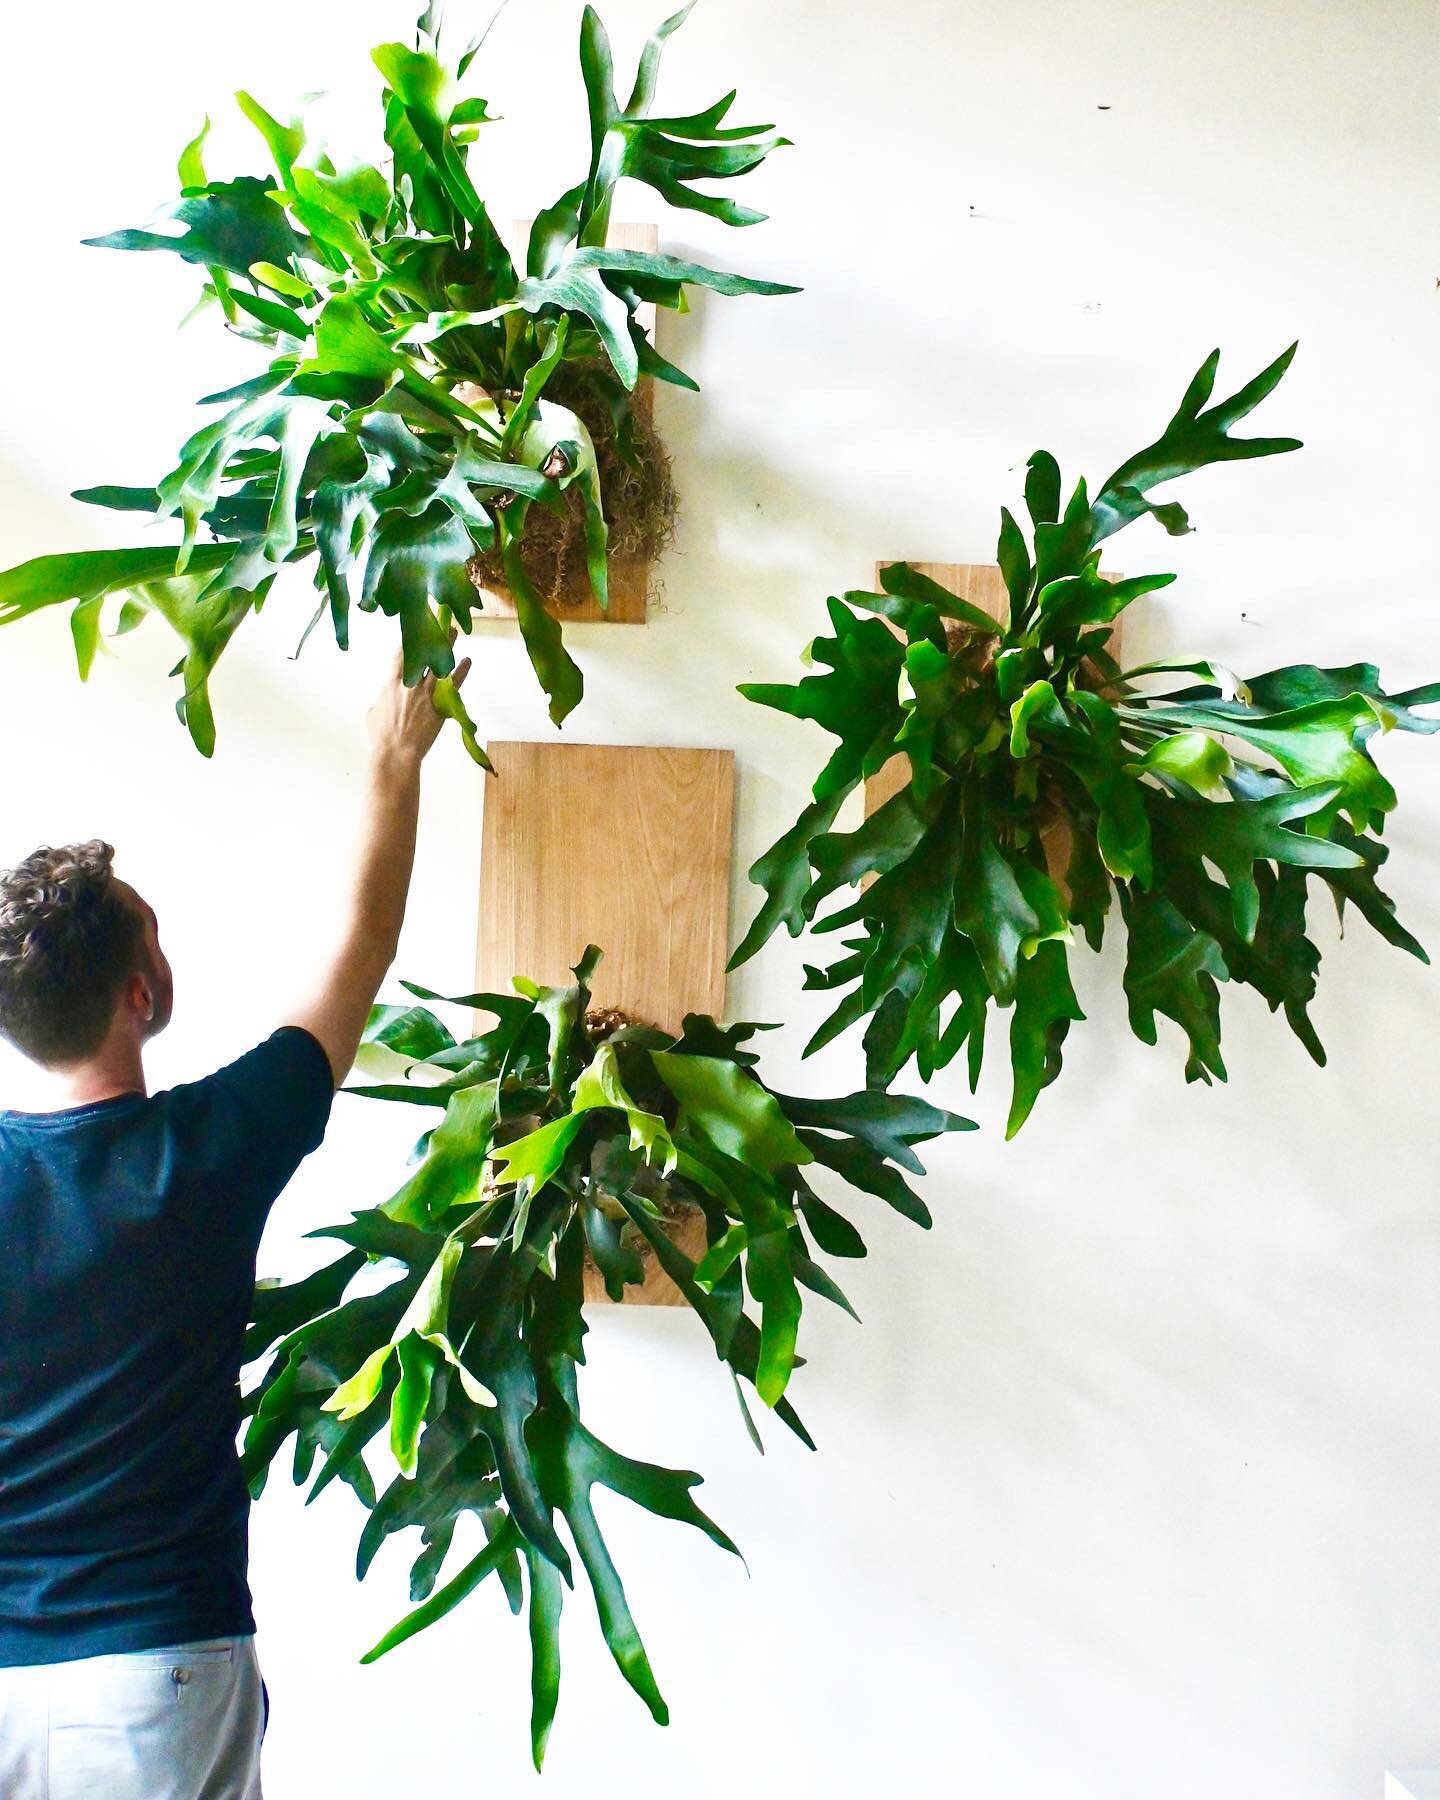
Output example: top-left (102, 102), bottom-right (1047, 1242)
top-left (0, 842), bottom-right (144, 1067)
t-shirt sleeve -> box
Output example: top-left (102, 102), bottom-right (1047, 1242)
top-left (167, 1027), bottom-right (336, 1237)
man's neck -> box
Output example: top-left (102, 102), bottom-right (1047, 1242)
top-left (43, 1041), bottom-right (148, 1110)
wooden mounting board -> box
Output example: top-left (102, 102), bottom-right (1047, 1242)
top-left (863, 560), bottom-right (1124, 823)
top-left (468, 222), bottom-right (659, 627)
top-left (476, 741), bottom-right (735, 1308)
top-left (585, 1209), bottom-right (712, 1308)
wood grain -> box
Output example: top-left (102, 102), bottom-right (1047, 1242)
top-left (468, 222), bottom-right (659, 626)
top-left (477, 740), bottom-right (734, 1023)
top-left (477, 740), bottom-right (734, 1307)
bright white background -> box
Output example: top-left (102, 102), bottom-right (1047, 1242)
top-left (2, 1), bottom-right (1438, 1794)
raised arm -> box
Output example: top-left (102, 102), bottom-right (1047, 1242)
top-left (288, 651), bottom-right (470, 1086)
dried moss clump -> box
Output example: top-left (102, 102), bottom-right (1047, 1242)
top-left (468, 372), bottom-right (678, 609)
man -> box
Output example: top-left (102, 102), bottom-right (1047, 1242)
top-left (0, 649), bottom-right (468, 1799)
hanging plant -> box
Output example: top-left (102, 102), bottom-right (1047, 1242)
top-left (242, 950), bottom-right (968, 1766)
top-left (731, 346), bottom-right (1439, 1133)
top-left (0, 3), bottom-right (793, 761)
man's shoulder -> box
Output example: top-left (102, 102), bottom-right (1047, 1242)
top-left (165, 1027), bottom-right (333, 1113)
top-left (161, 1028), bottom-right (336, 1184)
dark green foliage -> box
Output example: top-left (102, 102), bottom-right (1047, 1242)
top-left (733, 347), bottom-right (1439, 1132)
top-left (0, 5), bottom-right (793, 755)
top-left (242, 949), bottom-right (970, 1764)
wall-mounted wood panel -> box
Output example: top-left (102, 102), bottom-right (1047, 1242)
top-left (467, 222), bottom-right (659, 626)
top-left (476, 739), bottom-right (734, 1309)
top-left (477, 740), bottom-right (733, 1024)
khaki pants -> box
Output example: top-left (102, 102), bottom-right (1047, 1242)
top-left (0, 1637), bottom-right (264, 1799)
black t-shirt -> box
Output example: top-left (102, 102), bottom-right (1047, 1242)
top-left (0, 1027), bottom-right (334, 1666)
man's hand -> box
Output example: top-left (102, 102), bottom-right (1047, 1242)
top-left (368, 651), bottom-right (473, 771)
top-left (287, 645), bottom-right (474, 1086)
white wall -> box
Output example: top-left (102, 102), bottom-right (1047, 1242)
top-left (2, 1), bottom-right (1438, 1794)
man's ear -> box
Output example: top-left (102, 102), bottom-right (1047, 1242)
top-left (125, 971), bottom-right (154, 1025)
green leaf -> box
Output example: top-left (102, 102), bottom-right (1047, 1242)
top-left (951, 804), bottom-right (1040, 1004)
top-left (691, 1221), bottom-right (747, 1292)
top-left (311, 296), bottom-right (403, 379)
top-left (361, 510), bottom-right (473, 681)
top-left (772, 1088), bottom-right (971, 1172)
top-left (384, 1083), bottom-right (497, 1228)
top-left (792, 1178), bottom-right (866, 1259)
top-left (1006, 940), bottom-right (1085, 1137)
top-left (178, 117), bottom-right (211, 192)
top-left (390, 1333), bottom-right (439, 1477)
top-left (729, 793), bottom-right (846, 968)
top-left (1322, 852), bottom-right (1428, 963)
top-left (364, 1002), bottom-right (455, 1062)
top-left (1091, 344), bottom-right (1301, 542)
top-left (516, 402), bottom-right (609, 610)
top-left (616, 1193), bottom-right (816, 1451)
top-left (67, 596), bottom-right (104, 680)
top-left (489, 1113), bottom-right (588, 1197)
top-left (878, 561), bottom-right (1000, 635)
top-left (513, 261), bottom-right (639, 389)
top-left (1244, 662), bottom-right (1440, 736)
top-left (806, 785), bottom-right (929, 916)
top-left (432, 675), bottom-right (494, 771)
top-left (1131, 729), bottom-right (1232, 795)
top-left (371, 42), bottom-right (486, 223)
top-left (264, 399), bottom-right (333, 562)
top-left (361, 1513), bottom-right (523, 1662)
top-left (799, 1129), bottom-right (933, 1229)
top-left (532, 1401), bottom-right (740, 1717)
top-left (582, 1202), bottom-right (645, 1301)
top-left (516, 248), bottom-right (795, 388)
top-left (1137, 693), bottom-right (1396, 832)
top-left (0, 544), bottom-right (232, 625)
top-left (86, 176), bottom-right (303, 278)
top-left (122, 569), bottom-right (266, 758)
top-left (1122, 893), bottom-right (1228, 1083)
top-left (498, 517), bottom-right (584, 726)
top-left (1151, 783), bottom-right (1362, 942)
top-left (996, 508), bottom-right (1030, 623)
top-left (579, 2), bottom-right (789, 239)
top-left (396, 1234), bottom-right (465, 1339)
top-left (743, 1227), bottom-right (802, 1406)
top-left (324, 1343), bottom-right (394, 1421)
top-left (72, 485), bottom-right (164, 515)
top-left (571, 246), bottom-right (798, 300)
top-left (573, 1044), bottom-right (677, 1170)
top-left (235, 91), bottom-right (305, 186)
top-left (651, 1054), bottom-right (811, 1174)
top-left (819, 785), bottom-right (967, 1005)
top-left (1036, 566), bottom-right (1175, 635)
top-left (524, 1544), bottom-right (565, 1770)
top-left (1024, 450), bottom-right (1061, 528)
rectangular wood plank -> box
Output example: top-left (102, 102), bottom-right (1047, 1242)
top-left (476, 740), bottom-right (734, 1307)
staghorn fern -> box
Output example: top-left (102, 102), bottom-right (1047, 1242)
top-left (0, 3), bottom-right (794, 760)
top-left (731, 346), bottom-right (1440, 1133)
top-left (242, 949), bottom-right (969, 1766)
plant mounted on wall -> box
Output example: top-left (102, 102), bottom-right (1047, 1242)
top-left (243, 949), bottom-right (968, 1765)
top-left (731, 346), bottom-right (1439, 1133)
top-left (0, 2), bottom-right (793, 760)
